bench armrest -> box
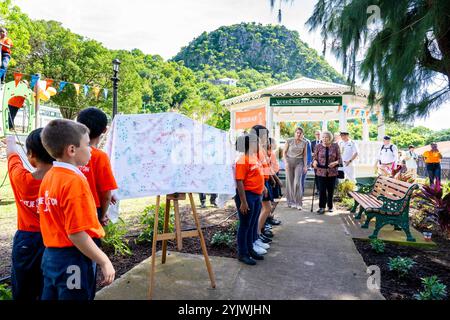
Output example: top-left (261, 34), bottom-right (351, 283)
top-left (376, 195), bottom-right (406, 214)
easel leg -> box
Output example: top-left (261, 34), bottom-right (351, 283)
top-left (188, 193), bottom-right (216, 289)
top-left (173, 199), bottom-right (183, 251)
top-left (162, 198), bottom-right (171, 264)
top-left (148, 195), bottom-right (161, 300)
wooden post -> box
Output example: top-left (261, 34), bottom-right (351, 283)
top-left (173, 197), bottom-right (183, 251)
top-left (161, 198), bottom-right (171, 264)
top-left (148, 195), bottom-right (161, 300)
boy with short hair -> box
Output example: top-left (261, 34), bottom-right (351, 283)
top-left (6, 129), bottom-right (54, 300)
top-left (39, 119), bottom-right (115, 300)
top-left (0, 27), bottom-right (13, 84)
top-left (76, 107), bottom-right (118, 226)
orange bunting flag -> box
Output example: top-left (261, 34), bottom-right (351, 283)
top-left (46, 79), bottom-right (54, 90)
top-left (355, 110), bottom-right (360, 116)
top-left (337, 106), bottom-right (342, 113)
top-left (93, 87), bottom-right (100, 100)
top-left (73, 83), bottom-right (80, 95)
top-left (14, 73), bottom-right (23, 87)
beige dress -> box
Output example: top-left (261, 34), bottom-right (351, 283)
top-left (285, 138), bottom-right (307, 207)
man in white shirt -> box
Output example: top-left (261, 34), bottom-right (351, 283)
top-left (404, 145), bottom-right (418, 180)
top-left (376, 136), bottom-right (399, 176)
top-left (339, 132), bottom-right (359, 182)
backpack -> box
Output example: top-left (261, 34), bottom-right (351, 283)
top-left (380, 145), bottom-right (394, 154)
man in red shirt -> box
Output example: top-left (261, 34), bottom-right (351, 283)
top-left (0, 27), bottom-right (13, 84)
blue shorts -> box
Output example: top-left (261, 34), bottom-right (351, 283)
top-left (263, 180), bottom-right (274, 202)
top-left (11, 231), bottom-right (45, 300)
top-left (41, 246), bottom-right (96, 300)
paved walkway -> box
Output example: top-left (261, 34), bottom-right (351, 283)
top-left (96, 198), bottom-right (384, 300)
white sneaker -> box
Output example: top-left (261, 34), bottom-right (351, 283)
top-left (297, 205), bottom-right (303, 211)
top-left (255, 239), bottom-right (270, 250)
top-left (253, 244), bottom-right (267, 255)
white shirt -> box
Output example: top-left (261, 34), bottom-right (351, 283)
top-left (378, 144), bottom-right (399, 165)
top-left (53, 161), bottom-right (85, 177)
top-left (404, 150), bottom-right (418, 169)
top-left (339, 140), bottom-right (359, 162)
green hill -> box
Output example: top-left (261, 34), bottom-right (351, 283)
top-left (173, 22), bottom-right (344, 83)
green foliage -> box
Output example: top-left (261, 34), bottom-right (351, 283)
top-left (388, 257), bottom-right (415, 277)
top-left (102, 218), bottom-right (132, 256)
top-left (336, 180), bottom-right (356, 200)
top-left (229, 220), bottom-right (240, 234)
top-left (174, 22), bottom-right (344, 83)
top-left (137, 204), bottom-right (174, 244)
top-left (0, 283), bottom-right (12, 300)
top-left (341, 198), bottom-right (355, 210)
top-left (370, 239), bottom-right (385, 254)
top-left (211, 231), bottom-right (235, 248)
top-left (307, 0), bottom-right (450, 121)
top-left (414, 276), bottom-right (448, 300)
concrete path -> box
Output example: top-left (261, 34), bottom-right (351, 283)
top-left (96, 198), bottom-right (384, 300)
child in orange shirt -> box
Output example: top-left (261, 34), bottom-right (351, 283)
top-left (76, 107), bottom-right (118, 226)
top-left (6, 129), bottom-right (54, 300)
top-left (235, 133), bottom-right (266, 266)
top-left (39, 119), bottom-right (115, 300)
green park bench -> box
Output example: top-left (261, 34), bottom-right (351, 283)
top-left (349, 176), bottom-right (419, 242)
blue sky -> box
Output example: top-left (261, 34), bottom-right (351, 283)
top-left (13, 0), bottom-right (449, 130)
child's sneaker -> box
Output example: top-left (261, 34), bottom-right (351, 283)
top-left (253, 244), bottom-right (267, 255)
top-left (255, 239), bottom-right (270, 250)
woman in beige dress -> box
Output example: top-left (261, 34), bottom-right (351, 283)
top-left (283, 127), bottom-right (308, 210)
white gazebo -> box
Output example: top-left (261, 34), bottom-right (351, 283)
top-left (220, 77), bottom-right (385, 178)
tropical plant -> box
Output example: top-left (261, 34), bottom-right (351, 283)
top-left (415, 183), bottom-right (450, 237)
top-left (137, 204), bottom-right (174, 244)
top-left (211, 231), bottom-right (235, 248)
top-left (388, 257), bottom-right (415, 277)
top-left (102, 218), bottom-right (132, 256)
top-left (336, 180), bottom-right (356, 200)
top-left (0, 284), bottom-right (12, 300)
top-left (414, 276), bottom-right (448, 300)
top-left (370, 239), bottom-right (385, 254)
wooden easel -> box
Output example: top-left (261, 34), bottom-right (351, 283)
top-left (148, 193), bottom-right (216, 299)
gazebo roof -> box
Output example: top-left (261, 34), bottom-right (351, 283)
top-left (221, 76), bottom-right (370, 107)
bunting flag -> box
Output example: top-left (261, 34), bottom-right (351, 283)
top-left (355, 110), bottom-right (360, 116)
top-left (14, 73), bottom-right (23, 87)
top-left (93, 86), bottom-right (100, 100)
top-left (83, 84), bottom-right (89, 97)
top-left (337, 105), bottom-right (342, 113)
top-left (343, 105), bottom-right (348, 113)
top-left (73, 83), bottom-right (80, 95)
top-left (45, 79), bottom-right (54, 90)
top-left (30, 74), bottom-right (40, 90)
top-left (103, 88), bottom-right (108, 100)
top-left (350, 109), bottom-right (355, 116)
top-left (59, 81), bottom-right (68, 92)
top-left (361, 110), bottom-right (366, 117)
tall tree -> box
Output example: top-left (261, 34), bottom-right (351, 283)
top-left (305, 0), bottom-right (450, 121)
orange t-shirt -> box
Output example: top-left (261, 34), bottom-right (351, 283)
top-left (8, 96), bottom-right (26, 108)
top-left (1, 37), bottom-right (13, 54)
top-left (235, 154), bottom-right (265, 195)
top-left (79, 147), bottom-right (118, 208)
top-left (8, 154), bottom-right (41, 232)
top-left (423, 151), bottom-right (442, 164)
top-left (258, 149), bottom-right (273, 181)
top-left (38, 165), bottom-right (105, 248)
top-left (269, 151), bottom-right (280, 174)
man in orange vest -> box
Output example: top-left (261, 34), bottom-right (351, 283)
top-left (0, 27), bottom-right (13, 84)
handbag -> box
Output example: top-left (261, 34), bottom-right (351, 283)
top-left (338, 166), bottom-right (345, 179)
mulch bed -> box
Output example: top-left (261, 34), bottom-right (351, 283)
top-left (96, 215), bottom-right (238, 291)
top-left (354, 233), bottom-right (450, 300)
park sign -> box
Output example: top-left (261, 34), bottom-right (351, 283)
top-left (270, 96), bottom-right (343, 107)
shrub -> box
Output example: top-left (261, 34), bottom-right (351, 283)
top-left (415, 183), bottom-right (450, 237)
top-left (370, 239), bottom-right (385, 254)
top-left (415, 276), bottom-right (448, 300)
top-left (102, 218), bottom-right (132, 256)
top-left (388, 257), bottom-right (415, 277)
top-left (211, 231), bottom-right (235, 248)
top-left (341, 197), bottom-right (355, 210)
top-left (0, 284), bottom-right (12, 300)
top-left (137, 204), bottom-right (174, 244)
top-left (229, 220), bottom-right (239, 234)
top-left (336, 180), bottom-right (356, 200)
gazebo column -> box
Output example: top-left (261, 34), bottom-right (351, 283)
top-left (274, 121), bottom-right (281, 144)
top-left (377, 108), bottom-right (385, 141)
top-left (266, 104), bottom-right (274, 134)
top-left (339, 105), bottom-right (348, 132)
top-left (322, 120), bottom-right (328, 132)
top-left (362, 117), bottom-right (370, 141)
top-left (230, 110), bottom-right (236, 134)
